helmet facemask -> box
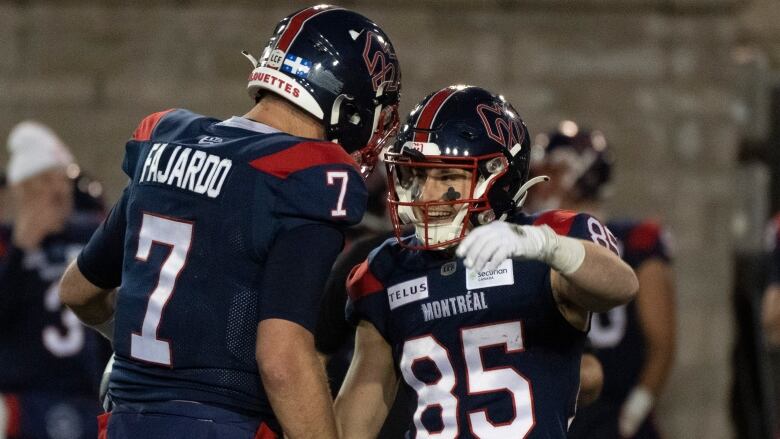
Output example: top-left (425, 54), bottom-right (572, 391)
top-left (332, 81), bottom-right (400, 179)
top-left (385, 144), bottom-right (510, 250)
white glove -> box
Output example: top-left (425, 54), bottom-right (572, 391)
top-left (456, 221), bottom-right (585, 274)
top-left (618, 386), bottom-right (654, 438)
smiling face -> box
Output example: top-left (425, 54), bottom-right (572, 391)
top-left (411, 167), bottom-right (474, 224)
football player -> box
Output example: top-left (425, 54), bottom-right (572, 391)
top-left (0, 121), bottom-right (111, 439)
top-left (334, 85), bottom-right (638, 438)
top-left (528, 121), bottom-right (677, 439)
top-left (58, 5), bottom-right (401, 439)
top-left (763, 214), bottom-right (780, 347)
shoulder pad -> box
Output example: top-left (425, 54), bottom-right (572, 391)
top-left (531, 209), bottom-right (580, 235)
top-left (131, 109), bottom-right (176, 141)
top-left (261, 141), bottom-right (367, 226)
top-left (534, 209), bottom-right (620, 255)
top-left (249, 140), bottom-right (359, 179)
top-left (347, 259), bottom-right (384, 302)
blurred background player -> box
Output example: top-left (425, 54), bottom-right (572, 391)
top-left (761, 214), bottom-right (780, 435)
top-left (527, 120), bottom-right (677, 439)
top-left (334, 85), bottom-right (637, 438)
top-left (0, 121), bottom-right (111, 439)
top-left (58, 5), bottom-right (401, 439)
top-left (763, 213), bottom-right (780, 348)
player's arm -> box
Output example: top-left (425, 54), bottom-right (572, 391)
top-left (457, 221), bottom-right (637, 324)
top-left (635, 258), bottom-right (676, 395)
top-left (617, 257), bottom-right (676, 436)
top-left (60, 262), bottom-right (116, 328)
top-left (335, 319), bottom-right (398, 439)
top-left (256, 223), bottom-right (344, 439)
top-left (763, 283), bottom-right (780, 347)
top-left (257, 319), bottom-right (336, 439)
top-left (60, 189), bottom-right (129, 340)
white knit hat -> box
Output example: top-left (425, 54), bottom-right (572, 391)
top-left (6, 120), bottom-right (74, 184)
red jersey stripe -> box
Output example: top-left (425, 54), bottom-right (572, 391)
top-left (249, 141), bottom-right (358, 179)
top-left (254, 422), bottom-right (278, 439)
top-left (533, 209), bottom-right (578, 236)
top-left (132, 109), bottom-right (174, 141)
top-left (347, 260), bottom-right (384, 301)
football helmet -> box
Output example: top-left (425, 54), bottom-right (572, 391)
top-left (530, 120), bottom-right (613, 209)
top-left (385, 85), bottom-right (545, 250)
top-left (244, 5), bottom-right (401, 177)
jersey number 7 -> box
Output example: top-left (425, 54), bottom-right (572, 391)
top-left (130, 213), bottom-right (193, 366)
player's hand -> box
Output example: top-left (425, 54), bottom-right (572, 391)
top-left (618, 386), bottom-right (654, 438)
top-left (456, 222), bottom-right (557, 273)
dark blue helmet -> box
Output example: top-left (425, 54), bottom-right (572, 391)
top-left (245, 5), bottom-right (401, 177)
top-left (385, 85), bottom-right (538, 249)
top-left (531, 120), bottom-right (613, 202)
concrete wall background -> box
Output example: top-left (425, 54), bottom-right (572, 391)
top-left (2, 1), bottom-right (780, 437)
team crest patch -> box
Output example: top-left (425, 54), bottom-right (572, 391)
top-left (281, 54), bottom-right (312, 77)
top-left (387, 276), bottom-right (429, 310)
top-left (441, 261), bottom-right (457, 276)
top-left (466, 259), bottom-right (514, 290)
top-left (198, 136), bottom-right (223, 145)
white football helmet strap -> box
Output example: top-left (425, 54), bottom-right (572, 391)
top-left (498, 175), bottom-right (551, 221)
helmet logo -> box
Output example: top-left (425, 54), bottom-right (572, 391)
top-left (267, 49), bottom-right (285, 69)
top-left (362, 31), bottom-right (399, 92)
top-left (476, 103), bottom-right (525, 150)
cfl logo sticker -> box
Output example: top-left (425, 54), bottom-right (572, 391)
top-left (268, 49), bottom-right (285, 69)
top-left (327, 171), bottom-right (349, 217)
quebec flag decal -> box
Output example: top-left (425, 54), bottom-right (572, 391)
top-left (281, 54), bottom-right (312, 77)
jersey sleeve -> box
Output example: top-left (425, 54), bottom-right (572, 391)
top-left (250, 141), bottom-right (368, 230)
top-left (76, 187), bottom-right (130, 289)
top-left (533, 209), bottom-right (621, 256)
top-left (258, 223), bottom-right (344, 333)
top-left (345, 258), bottom-right (390, 338)
top-left (315, 233), bottom-right (390, 355)
top-left (123, 109), bottom-right (177, 178)
top-left (623, 220), bottom-right (672, 265)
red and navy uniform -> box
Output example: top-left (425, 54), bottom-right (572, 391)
top-left (0, 218), bottom-right (110, 439)
top-left (568, 219), bottom-right (671, 439)
top-left (77, 109), bottom-right (367, 438)
top-left (346, 210), bottom-right (620, 439)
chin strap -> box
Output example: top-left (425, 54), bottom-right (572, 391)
top-left (242, 50), bottom-right (259, 68)
top-left (497, 175), bottom-right (550, 221)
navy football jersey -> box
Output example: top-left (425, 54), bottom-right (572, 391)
top-left (346, 210), bottom-right (621, 438)
top-left (0, 219), bottom-right (109, 396)
top-left (77, 110), bottom-right (367, 427)
top-left (584, 220), bottom-right (671, 404)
